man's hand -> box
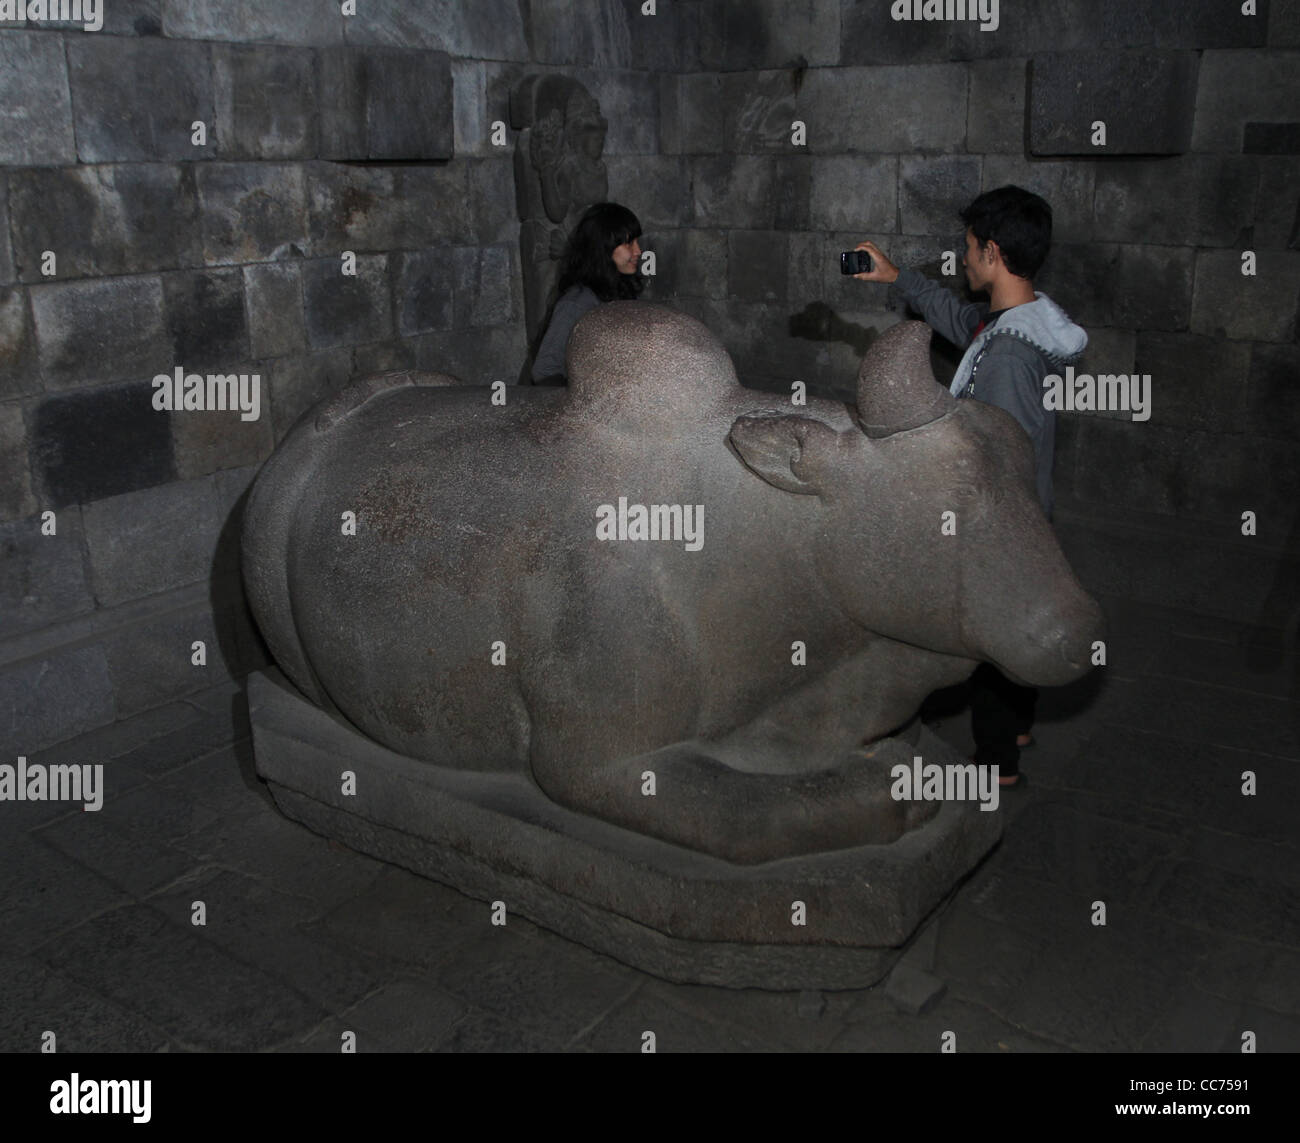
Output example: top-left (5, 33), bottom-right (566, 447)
top-left (852, 241), bottom-right (900, 284)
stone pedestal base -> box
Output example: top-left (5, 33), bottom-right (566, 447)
top-left (248, 669), bottom-right (1001, 989)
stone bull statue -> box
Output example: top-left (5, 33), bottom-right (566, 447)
top-left (243, 304), bottom-right (1103, 865)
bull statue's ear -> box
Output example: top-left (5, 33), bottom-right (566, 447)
top-left (729, 414), bottom-right (839, 496)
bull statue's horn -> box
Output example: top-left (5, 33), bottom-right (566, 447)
top-left (857, 320), bottom-right (957, 439)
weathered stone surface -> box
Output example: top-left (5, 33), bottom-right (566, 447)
top-left (220, 575), bottom-right (272, 676)
top-left (694, 0), bottom-right (840, 70)
top-left (38, 904), bottom-right (327, 1051)
top-left (306, 163), bottom-right (472, 254)
top-left (0, 176), bottom-right (12, 284)
top-left (785, 231), bottom-right (827, 306)
top-left (264, 349), bottom-right (354, 438)
top-left (809, 155), bottom-right (896, 233)
top-left (1045, 243), bottom-right (1190, 332)
top-left (213, 44), bottom-right (317, 160)
top-left (0, 287), bottom-right (40, 400)
top-left (899, 155), bottom-right (982, 237)
top-left (798, 66), bottom-right (968, 153)
top-left (30, 382), bottom-right (175, 509)
top-left (690, 154), bottom-right (779, 229)
top-left (9, 164), bottom-right (203, 281)
top-left (251, 670), bottom-right (1002, 989)
top-left (1246, 343), bottom-right (1300, 442)
top-left (393, 251), bottom-right (454, 338)
top-left (171, 398), bottom-right (275, 482)
top-left (1058, 520), bottom-right (1281, 624)
top-left (451, 60), bottom-right (490, 159)
top-left (1070, 417), bottom-right (1300, 526)
top-left (885, 963), bottom-right (947, 1015)
top-left (301, 254), bottom-right (393, 350)
top-left (318, 46), bottom-right (452, 162)
top-left (163, 0), bottom-right (344, 44)
top-left (1077, 326), bottom-right (1136, 380)
top-left (966, 59), bottom-right (1028, 155)
top-left (0, 830), bottom-right (138, 950)
top-left (718, 69), bottom-right (797, 154)
top-left (0, 512), bottom-right (93, 637)
top-left (102, 0), bottom-right (162, 35)
top-left (450, 246), bottom-right (517, 328)
top-left (0, 405), bottom-right (36, 524)
top-left (351, 341), bottom-right (416, 377)
top-left (684, 229), bottom-right (729, 299)
top-left (726, 231), bottom-right (787, 304)
top-left (1191, 250), bottom-right (1300, 342)
top-left (1132, 332), bottom-right (1251, 433)
top-left (396, 166), bottom-right (476, 246)
top-left (0, 33), bottom-right (76, 166)
top-left (410, 325), bottom-right (527, 389)
top-left (35, 781), bottom-right (211, 897)
top-left (1273, 0), bottom-right (1300, 47)
top-left (772, 155), bottom-right (813, 231)
top-left (1112, 245), bottom-right (1195, 332)
top-left (686, 297), bottom-right (852, 392)
top-left (1093, 157), bottom-right (1257, 246)
top-left (460, 65), bottom-right (521, 165)
top-left (28, 0), bottom-right (160, 35)
top-left (467, 157), bottom-right (516, 246)
top-left (1244, 122), bottom-right (1300, 155)
top-left (244, 262), bottom-right (306, 358)
top-left (0, 956), bottom-right (166, 1053)
top-left (162, 268), bottom-right (250, 371)
top-left (1029, 51), bottom-right (1199, 155)
top-left (30, 275), bottom-right (168, 388)
top-left (342, 0), bottom-right (529, 60)
top-left (81, 477), bottom-right (221, 607)
top-left (659, 73), bottom-right (727, 154)
top-left (949, 0), bottom-right (1265, 58)
top-left (981, 156), bottom-right (1095, 244)
top-left (1, 645), bottom-right (114, 753)
top-left (196, 164), bottom-right (308, 265)
top-left (1034, 243), bottom-right (1122, 327)
top-left (839, 0), bottom-right (964, 65)
top-left (529, 0), bottom-right (680, 71)
top-left (1194, 51), bottom-right (1300, 151)
top-left (305, 163), bottom-right (398, 254)
top-left (67, 37), bottom-right (213, 163)
top-left (884, 236), bottom-right (966, 302)
top-left (567, 68), bottom-right (658, 157)
top-left (604, 154), bottom-right (691, 230)
top-left (102, 603), bottom-right (225, 718)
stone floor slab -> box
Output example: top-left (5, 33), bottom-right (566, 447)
top-left (336, 978), bottom-right (470, 1053)
top-left (35, 903), bottom-right (328, 1052)
top-left (0, 952), bottom-right (170, 1053)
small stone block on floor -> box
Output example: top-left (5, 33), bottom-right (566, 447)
top-left (885, 963), bottom-right (947, 1016)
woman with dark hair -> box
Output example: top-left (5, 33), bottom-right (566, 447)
top-left (530, 202), bottom-right (645, 384)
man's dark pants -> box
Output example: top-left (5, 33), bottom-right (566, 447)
top-left (970, 663), bottom-right (1037, 779)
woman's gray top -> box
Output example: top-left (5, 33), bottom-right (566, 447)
top-left (531, 285), bottom-right (602, 382)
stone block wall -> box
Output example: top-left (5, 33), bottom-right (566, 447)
top-left (652, 0), bottom-right (1300, 630)
top-left (1, 0), bottom-right (674, 752)
top-left (3, 0), bottom-right (1298, 754)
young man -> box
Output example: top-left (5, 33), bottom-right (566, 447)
top-left (852, 185), bottom-right (1088, 786)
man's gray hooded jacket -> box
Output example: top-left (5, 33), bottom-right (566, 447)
top-left (893, 267), bottom-right (1088, 519)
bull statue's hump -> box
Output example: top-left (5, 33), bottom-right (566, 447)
top-left (857, 319), bottom-right (956, 439)
top-left (566, 301), bottom-right (744, 418)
